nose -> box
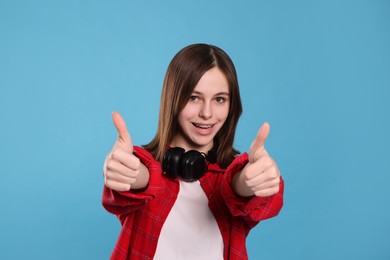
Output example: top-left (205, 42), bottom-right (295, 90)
top-left (199, 102), bottom-right (212, 120)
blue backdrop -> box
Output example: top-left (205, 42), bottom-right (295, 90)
top-left (1, 0), bottom-right (389, 259)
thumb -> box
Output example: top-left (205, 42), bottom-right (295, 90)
top-left (112, 112), bottom-right (133, 153)
top-left (249, 122), bottom-right (270, 163)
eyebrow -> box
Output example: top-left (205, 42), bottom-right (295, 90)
top-left (192, 91), bottom-right (230, 96)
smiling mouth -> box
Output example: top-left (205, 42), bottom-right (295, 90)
top-left (193, 123), bottom-right (214, 129)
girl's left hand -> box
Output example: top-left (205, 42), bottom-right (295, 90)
top-left (233, 123), bottom-right (281, 197)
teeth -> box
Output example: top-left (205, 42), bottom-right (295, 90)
top-left (194, 123), bottom-right (212, 129)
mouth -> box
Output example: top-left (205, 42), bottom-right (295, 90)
top-left (192, 123), bottom-right (214, 129)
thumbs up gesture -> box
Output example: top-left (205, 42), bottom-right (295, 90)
top-left (103, 112), bottom-right (149, 191)
top-left (233, 123), bottom-right (281, 197)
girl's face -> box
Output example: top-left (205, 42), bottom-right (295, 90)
top-left (171, 67), bottom-right (230, 153)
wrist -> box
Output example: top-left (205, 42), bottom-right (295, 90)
top-left (130, 163), bottom-right (150, 190)
top-left (232, 168), bottom-right (254, 197)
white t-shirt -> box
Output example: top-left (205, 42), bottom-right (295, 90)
top-left (154, 180), bottom-right (224, 259)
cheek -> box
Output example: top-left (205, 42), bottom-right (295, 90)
top-left (216, 105), bottom-right (229, 122)
top-left (180, 104), bottom-right (198, 119)
top-left (177, 105), bottom-right (194, 126)
top-left (177, 112), bottom-right (188, 131)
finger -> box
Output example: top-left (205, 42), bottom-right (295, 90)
top-left (105, 169), bottom-right (136, 184)
top-left (254, 185), bottom-right (280, 197)
top-left (106, 158), bottom-right (139, 178)
top-left (112, 112), bottom-right (133, 152)
top-left (249, 122), bottom-right (270, 163)
top-left (251, 177), bottom-right (280, 191)
top-left (244, 154), bottom-right (274, 179)
top-left (245, 170), bottom-right (271, 188)
top-left (110, 150), bottom-right (141, 171)
top-left (246, 155), bottom-right (275, 180)
top-left (245, 165), bottom-right (279, 189)
top-left (105, 179), bottom-right (131, 192)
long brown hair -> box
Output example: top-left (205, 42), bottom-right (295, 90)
top-left (143, 44), bottom-right (242, 168)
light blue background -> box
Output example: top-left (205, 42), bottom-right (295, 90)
top-left (1, 0), bottom-right (389, 259)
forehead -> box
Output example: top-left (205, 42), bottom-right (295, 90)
top-left (193, 67), bottom-right (229, 94)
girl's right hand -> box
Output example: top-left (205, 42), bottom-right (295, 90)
top-left (103, 112), bottom-right (148, 192)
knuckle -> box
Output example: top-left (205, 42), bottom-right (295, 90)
top-left (105, 179), bottom-right (113, 189)
top-left (254, 190), bottom-right (262, 197)
top-left (243, 169), bottom-right (253, 181)
top-left (133, 157), bottom-right (141, 169)
top-left (270, 168), bottom-right (278, 178)
top-left (106, 159), bottom-right (115, 169)
top-left (111, 151), bottom-right (119, 160)
top-left (265, 168), bottom-right (278, 179)
top-left (270, 186), bottom-right (279, 195)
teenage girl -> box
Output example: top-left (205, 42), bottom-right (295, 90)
top-left (102, 43), bottom-right (284, 260)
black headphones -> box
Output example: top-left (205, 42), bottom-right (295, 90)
top-left (162, 147), bottom-right (209, 182)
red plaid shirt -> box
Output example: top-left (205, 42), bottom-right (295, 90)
top-left (103, 146), bottom-right (284, 260)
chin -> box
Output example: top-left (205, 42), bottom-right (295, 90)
top-left (189, 138), bottom-right (214, 151)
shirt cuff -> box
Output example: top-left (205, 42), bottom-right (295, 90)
top-left (221, 153), bottom-right (274, 217)
top-left (115, 146), bottom-right (164, 200)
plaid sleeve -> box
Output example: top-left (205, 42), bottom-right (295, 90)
top-left (102, 146), bottom-right (164, 216)
top-left (221, 153), bottom-right (284, 228)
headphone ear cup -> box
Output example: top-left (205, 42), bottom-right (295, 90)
top-left (181, 150), bottom-right (207, 181)
top-left (163, 147), bottom-right (185, 178)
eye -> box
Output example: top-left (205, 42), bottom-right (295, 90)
top-left (189, 95), bottom-right (199, 102)
top-left (215, 97), bottom-right (226, 103)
